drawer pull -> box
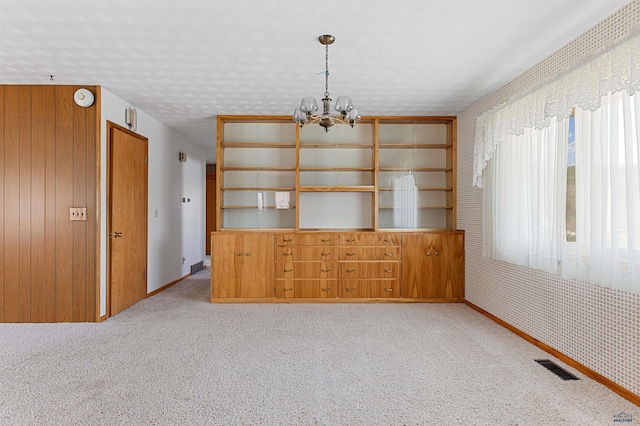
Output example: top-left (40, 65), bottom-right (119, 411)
top-left (426, 252), bottom-right (431, 256)
top-left (236, 252), bottom-right (243, 256)
top-left (321, 252), bottom-right (331, 256)
top-left (384, 269), bottom-right (394, 273)
top-left (384, 253), bottom-right (394, 257)
top-left (384, 238), bottom-right (394, 243)
top-left (320, 288), bottom-right (330, 292)
top-left (346, 252), bottom-right (356, 256)
top-left (283, 268), bottom-right (293, 272)
top-left (245, 252), bottom-right (251, 256)
top-left (384, 287), bottom-right (394, 292)
top-left (346, 238), bottom-right (356, 242)
top-left (345, 288), bottom-right (356, 292)
top-left (346, 269), bottom-right (355, 273)
top-left (321, 238), bottom-right (331, 242)
top-left (283, 252), bottom-right (293, 256)
top-left (283, 288), bottom-right (293, 292)
top-left (321, 268), bottom-right (331, 273)
top-left (283, 238), bottom-right (293, 242)
top-left (434, 251), bottom-right (439, 256)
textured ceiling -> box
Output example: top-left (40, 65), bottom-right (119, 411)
top-left (0, 0), bottom-right (631, 162)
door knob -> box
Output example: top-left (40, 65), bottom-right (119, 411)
top-left (112, 231), bottom-right (123, 238)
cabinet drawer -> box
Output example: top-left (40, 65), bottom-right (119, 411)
top-left (276, 279), bottom-right (337, 298)
top-left (341, 280), bottom-right (400, 298)
top-left (277, 234), bottom-right (336, 246)
top-left (340, 234), bottom-right (399, 246)
top-left (339, 247), bottom-right (399, 260)
top-left (340, 262), bottom-right (399, 278)
top-left (277, 247), bottom-right (335, 261)
top-left (276, 262), bottom-right (337, 278)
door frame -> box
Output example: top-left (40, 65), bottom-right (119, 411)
top-left (106, 121), bottom-right (148, 318)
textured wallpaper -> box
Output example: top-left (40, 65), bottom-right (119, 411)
top-left (457, 0), bottom-right (640, 397)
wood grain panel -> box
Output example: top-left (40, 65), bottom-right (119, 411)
top-left (30, 86), bottom-right (47, 322)
top-left (0, 85), bottom-right (98, 322)
top-left (44, 86), bottom-right (57, 322)
top-left (72, 87), bottom-right (87, 321)
top-left (87, 87), bottom-right (98, 321)
top-left (0, 86), bottom-right (4, 321)
top-left (4, 86), bottom-right (21, 322)
top-left (19, 86), bottom-right (32, 321)
top-left (55, 86), bottom-right (74, 322)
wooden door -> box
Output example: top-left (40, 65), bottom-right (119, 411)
top-left (401, 234), bottom-right (436, 298)
top-left (211, 233), bottom-right (274, 299)
top-left (238, 234), bottom-right (274, 298)
top-left (211, 233), bottom-right (242, 298)
top-left (205, 173), bottom-right (216, 255)
top-left (402, 233), bottom-right (464, 300)
top-left (109, 123), bottom-right (148, 316)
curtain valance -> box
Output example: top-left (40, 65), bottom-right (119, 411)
top-left (473, 27), bottom-right (640, 188)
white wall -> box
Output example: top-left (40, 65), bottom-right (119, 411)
top-left (100, 88), bottom-right (206, 317)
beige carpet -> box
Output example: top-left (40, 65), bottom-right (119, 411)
top-left (0, 268), bottom-right (635, 425)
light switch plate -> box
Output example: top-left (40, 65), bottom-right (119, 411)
top-left (70, 207), bottom-right (87, 221)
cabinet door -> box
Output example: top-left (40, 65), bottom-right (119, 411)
top-left (211, 234), bottom-right (274, 299)
top-left (401, 233), bottom-right (463, 300)
top-left (211, 234), bottom-right (243, 299)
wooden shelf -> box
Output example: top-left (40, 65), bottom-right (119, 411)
top-left (221, 205), bottom-right (296, 209)
top-left (222, 167), bottom-right (296, 172)
top-left (378, 144), bottom-right (452, 149)
top-left (379, 187), bottom-right (453, 192)
top-left (222, 187), bottom-right (296, 191)
top-left (299, 186), bottom-right (376, 192)
top-left (222, 142), bottom-right (296, 149)
top-left (299, 167), bottom-right (375, 172)
top-left (378, 167), bottom-right (452, 172)
top-left (378, 206), bottom-right (453, 209)
top-left (299, 143), bottom-right (373, 149)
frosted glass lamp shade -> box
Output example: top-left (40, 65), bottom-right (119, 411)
top-left (293, 108), bottom-right (307, 123)
top-left (300, 96), bottom-right (319, 113)
top-left (335, 96), bottom-right (354, 113)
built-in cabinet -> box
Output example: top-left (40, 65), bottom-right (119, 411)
top-left (211, 115), bottom-right (462, 303)
top-left (211, 231), bottom-right (464, 303)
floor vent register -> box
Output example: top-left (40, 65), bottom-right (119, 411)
top-left (535, 359), bottom-right (580, 380)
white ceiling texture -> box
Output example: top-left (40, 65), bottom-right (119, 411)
top-left (0, 0), bottom-right (631, 162)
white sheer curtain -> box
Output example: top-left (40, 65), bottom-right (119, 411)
top-left (474, 26), bottom-right (640, 294)
top-left (483, 120), bottom-right (568, 275)
top-left (563, 91), bottom-right (640, 292)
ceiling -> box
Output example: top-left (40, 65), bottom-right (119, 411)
top-left (0, 0), bottom-right (630, 162)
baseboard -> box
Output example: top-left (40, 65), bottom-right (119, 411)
top-left (464, 300), bottom-right (640, 407)
top-left (147, 273), bottom-right (191, 298)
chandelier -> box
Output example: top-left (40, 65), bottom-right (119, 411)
top-left (293, 35), bottom-right (361, 132)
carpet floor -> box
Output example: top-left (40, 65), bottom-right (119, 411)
top-left (0, 268), bottom-right (635, 425)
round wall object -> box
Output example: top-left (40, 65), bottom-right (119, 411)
top-left (74, 88), bottom-right (95, 107)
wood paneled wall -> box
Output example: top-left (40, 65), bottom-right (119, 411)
top-left (0, 85), bottom-right (99, 322)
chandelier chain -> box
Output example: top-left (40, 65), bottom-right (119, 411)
top-left (324, 44), bottom-right (329, 98)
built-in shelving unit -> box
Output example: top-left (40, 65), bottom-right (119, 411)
top-left (216, 115), bottom-right (456, 231)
